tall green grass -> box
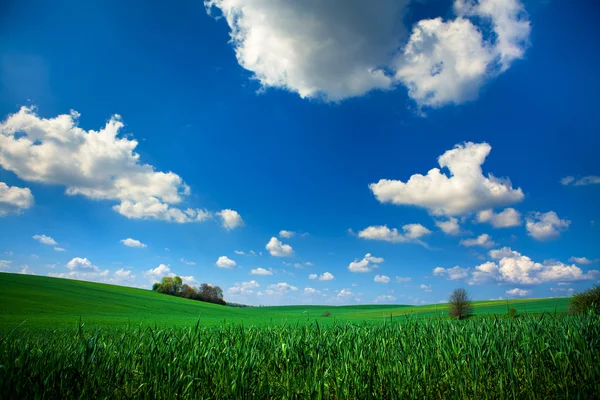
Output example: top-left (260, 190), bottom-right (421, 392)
top-left (1, 313), bottom-right (598, 399)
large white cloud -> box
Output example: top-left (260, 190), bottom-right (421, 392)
top-left (206, 0), bottom-right (529, 107)
top-left (526, 211), bottom-right (570, 241)
top-left (357, 224), bottom-right (430, 244)
top-left (266, 237), bottom-right (294, 257)
top-left (396, 0), bottom-right (530, 107)
top-left (0, 181), bottom-right (34, 216)
top-left (0, 107), bottom-right (241, 225)
top-left (476, 208), bottom-right (521, 228)
top-left (348, 253), bottom-right (384, 273)
top-left (469, 248), bottom-right (600, 285)
top-left (205, 0), bottom-right (405, 101)
top-left (369, 143), bottom-right (524, 216)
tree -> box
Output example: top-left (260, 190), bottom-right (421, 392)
top-left (569, 284), bottom-right (600, 315)
top-left (448, 288), bottom-right (473, 320)
top-left (181, 284), bottom-right (196, 299)
top-left (151, 276), bottom-right (227, 305)
top-left (173, 276), bottom-right (183, 295)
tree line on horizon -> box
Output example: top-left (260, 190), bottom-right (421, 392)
top-left (152, 276), bottom-right (225, 306)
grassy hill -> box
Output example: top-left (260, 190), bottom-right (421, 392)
top-left (0, 273), bottom-right (570, 330)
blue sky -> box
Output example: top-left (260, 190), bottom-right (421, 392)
top-left (1, 0), bottom-right (599, 305)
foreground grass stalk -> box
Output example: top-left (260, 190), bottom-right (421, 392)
top-left (0, 314), bottom-right (598, 399)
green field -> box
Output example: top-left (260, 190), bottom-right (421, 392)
top-left (0, 273), bottom-right (569, 330)
top-left (2, 273), bottom-right (597, 399)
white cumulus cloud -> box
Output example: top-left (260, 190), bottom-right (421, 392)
top-left (470, 248), bottom-right (600, 285)
top-left (217, 209), bottom-right (244, 230)
top-left (229, 280), bottom-right (260, 295)
top-left (337, 288), bottom-right (353, 298)
top-left (348, 253), bottom-right (384, 273)
top-left (279, 230), bottom-right (295, 238)
top-left (266, 237), bottom-right (294, 257)
top-left (267, 282), bottom-right (298, 294)
top-left (50, 257), bottom-right (111, 283)
top-left (369, 143), bottom-right (524, 216)
top-left (374, 275), bottom-right (391, 283)
top-left (373, 295), bottom-right (396, 303)
top-left (216, 256), bottom-right (236, 269)
top-left (206, 0), bottom-right (530, 108)
top-left (120, 238), bottom-right (147, 248)
top-left (561, 176), bottom-right (600, 186)
top-left (357, 223), bottom-right (430, 244)
top-left (568, 257), bottom-right (597, 265)
top-left (506, 288), bottom-right (531, 297)
top-left (144, 264), bottom-right (172, 282)
top-left (0, 107), bottom-right (240, 225)
top-left (435, 217), bottom-right (462, 235)
top-left (0, 181), bottom-right (34, 216)
top-left (250, 267), bottom-right (273, 275)
top-left (303, 287), bottom-right (320, 295)
top-left (395, 0), bottom-right (530, 108)
top-left (318, 272), bottom-right (335, 281)
top-left (33, 234), bottom-right (57, 246)
top-left (526, 211), bottom-right (570, 241)
top-left (476, 208), bottom-right (521, 228)
top-left (433, 266), bottom-right (469, 280)
top-left (114, 268), bottom-right (136, 280)
top-left (460, 233), bottom-right (495, 248)
top-left (205, 0), bottom-right (405, 102)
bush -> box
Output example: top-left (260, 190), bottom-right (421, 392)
top-left (448, 288), bottom-right (473, 320)
top-left (322, 311), bottom-right (331, 317)
top-left (509, 308), bottom-right (517, 319)
top-left (569, 284), bottom-right (600, 315)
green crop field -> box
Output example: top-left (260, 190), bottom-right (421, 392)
top-left (1, 273), bottom-right (598, 399)
top-left (0, 273), bottom-right (569, 330)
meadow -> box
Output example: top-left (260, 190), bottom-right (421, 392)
top-left (1, 273), bottom-right (598, 399)
top-left (0, 273), bottom-right (569, 329)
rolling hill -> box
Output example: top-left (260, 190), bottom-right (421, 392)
top-left (0, 273), bottom-right (570, 330)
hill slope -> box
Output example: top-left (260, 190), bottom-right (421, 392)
top-left (0, 273), bottom-right (570, 330)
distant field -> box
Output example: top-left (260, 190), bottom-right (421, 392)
top-left (0, 273), bottom-right (569, 330)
